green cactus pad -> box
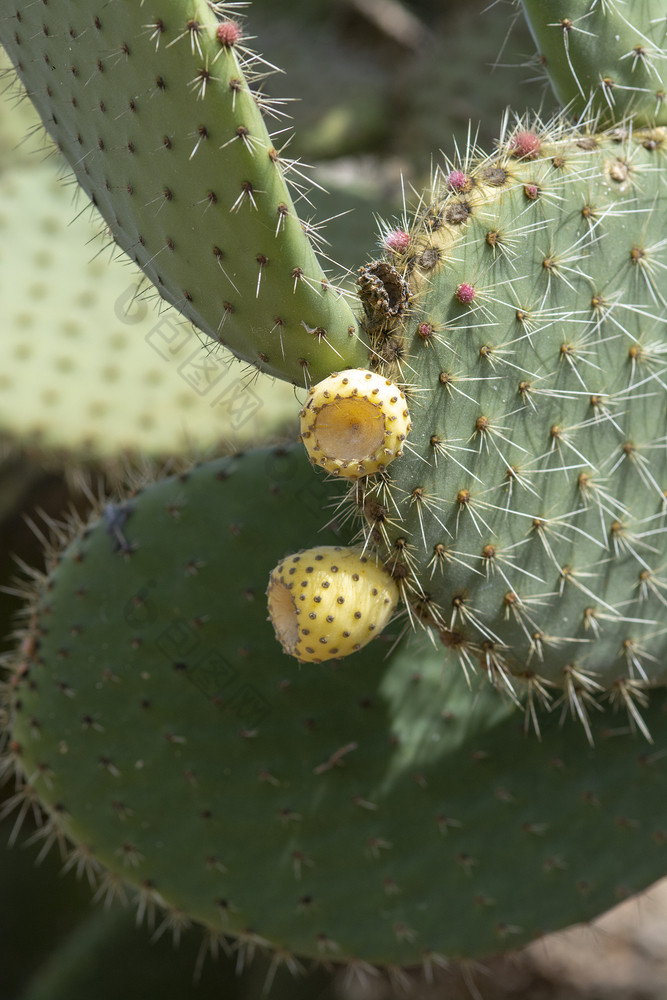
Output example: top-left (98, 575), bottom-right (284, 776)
top-left (0, 2), bottom-right (368, 385)
top-left (5, 446), bottom-right (667, 971)
top-left (0, 161), bottom-right (297, 461)
top-left (520, 0), bottom-right (667, 128)
top-left (347, 121), bottom-right (667, 735)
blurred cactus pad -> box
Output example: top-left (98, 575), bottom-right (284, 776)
top-left (0, 160), bottom-right (297, 462)
top-left (0, 66), bottom-right (296, 466)
top-left (1, 0), bottom-right (667, 986)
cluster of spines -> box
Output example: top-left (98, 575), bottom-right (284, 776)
top-left (518, 0), bottom-right (667, 128)
top-left (343, 115), bottom-right (667, 740)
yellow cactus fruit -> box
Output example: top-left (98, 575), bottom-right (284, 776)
top-left (299, 369), bottom-right (411, 479)
top-left (267, 545), bottom-right (399, 663)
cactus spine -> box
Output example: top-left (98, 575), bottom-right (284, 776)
top-left (520, 0), bottom-right (667, 127)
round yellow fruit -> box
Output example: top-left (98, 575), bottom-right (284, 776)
top-left (299, 369), bottom-right (411, 480)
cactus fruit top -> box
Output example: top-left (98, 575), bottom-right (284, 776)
top-left (299, 369), bottom-right (411, 479)
top-left (267, 545), bottom-right (399, 662)
top-left (0, 2), bottom-right (369, 386)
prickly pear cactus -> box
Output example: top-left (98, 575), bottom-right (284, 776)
top-left (2, 0), bottom-right (667, 987)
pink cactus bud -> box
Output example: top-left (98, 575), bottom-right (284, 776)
top-left (455, 282), bottom-right (476, 305)
top-left (446, 169), bottom-right (469, 191)
top-left (384, 229), bottom-right (411, 253)
top-left (216, 21), bottom-right (243, 47)
top-left (509, 130), bottom-right (541, 159)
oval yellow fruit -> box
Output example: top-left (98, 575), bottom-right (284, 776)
top-left (267, 545), bottom-right (399, 663)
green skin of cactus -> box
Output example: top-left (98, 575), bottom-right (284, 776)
top-left (2, 0), bottom-right (667, 973)
top-left (357, 127), bottom-right (667, 719)
top-left (520, 0), bottom-right (667, 127)
top-left (6, 446), bottom-right (667, 971)
top-left (0, 2), bottom-right (367, 386)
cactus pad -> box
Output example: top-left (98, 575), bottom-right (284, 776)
top-left (5, 446), bottom-right (667, 973)
top-left (0, 161), bottom-right (296, 460)
top-left (520, 0), bottom-right (667, 128)
top-left (0, 2), bottom-right (368, 385)
top-left (344, 121), bottom-right (667, 738)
